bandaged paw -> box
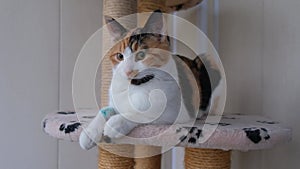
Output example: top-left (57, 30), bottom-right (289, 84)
top-left (104, 114), bottom-right (138, 139)
top-left (79, 107), bottom-right (116, 150)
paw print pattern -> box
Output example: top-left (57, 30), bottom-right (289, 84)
top-left (257, 120), bottom-right (278, 124)
top-left (179, 127), bottom-right (203, 144)
top-left (205, 122), bottom-right (231, 126)
top-left (59, 122), bottom-right (81, 134)
top-left (243, 127), bottom-right (270, 144)
top-left (57, 111), bottom-right (75, 115)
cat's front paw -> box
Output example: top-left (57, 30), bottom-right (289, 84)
top-left (79, 111), bottom-right (106, 150)
top-left (79, 129), bottom-right (98, 150)
top-left (104, 115), bottom-right (137, 139)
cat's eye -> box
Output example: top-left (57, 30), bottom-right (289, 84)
top-left (115, 53), bottom-right (124, 61)
top-left (136, 51), bottom-right (146, 60)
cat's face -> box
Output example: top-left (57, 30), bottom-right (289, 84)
top-left (105, 11), bottom-right (171, 79)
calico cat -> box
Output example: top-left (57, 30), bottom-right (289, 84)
top-left (79, 10), bottom-right (220, 150)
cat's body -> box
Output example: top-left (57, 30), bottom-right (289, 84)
top-left (110, 56), bottom-right (201, 121)
top-left (79, 10), bottom-right (220, 150)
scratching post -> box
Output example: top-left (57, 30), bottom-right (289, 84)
top-left (134, 145), bottom-right (162, 169)
top-left (138, 0), bottom-right (166, 13)
top-left (137, 0), bottom-right (166, 27)
top-left (98, 145), bottom-right (135, 169)
top-left (99, 0), bottom-right (137, 168)
top-left (185, 148), bottom-right (231, 169)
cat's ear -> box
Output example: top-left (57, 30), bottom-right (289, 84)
top-left (104, 16), bottom-right (128, 41)
top-left (143, 10), bottom-right (166, 35)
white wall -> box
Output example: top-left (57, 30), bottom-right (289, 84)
top-left (219, 1), bottom-right (264, 168)
top-left (219, 0), bottom-right (300, 169)
top-left (262, 0), bottom-right (300, 168)
top-left (0, 0), bottom-right (59, 168)
top-left (0, 0), bottom-right (101, 169)
top-left (59, 0), bottom-right (101, 169)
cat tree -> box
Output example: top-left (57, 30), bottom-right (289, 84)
top-left (100, 0), bottom-right (204, 168)
top-left (42, 0), bottom-right (291, 169)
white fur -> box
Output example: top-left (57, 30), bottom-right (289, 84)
top-left (79, 112), bottom-right (106, 150)
top-left (79, 54), bottom-right (195, 150)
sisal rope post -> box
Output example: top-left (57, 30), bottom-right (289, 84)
top-left (99, 1), bottom-right (137, 169)
top-left (98, 145), bottom-right (135, 169)
top-left (185, 148), bottom-right (231, 169)
top-left (137, 0), bottom-right (166, 27)
top-left (138, 0), bottom-right (166, 13)
top-left (134, 145), bottom-right (162, 169)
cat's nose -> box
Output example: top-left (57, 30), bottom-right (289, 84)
top-left (126, 70), bottom-right (138, 78)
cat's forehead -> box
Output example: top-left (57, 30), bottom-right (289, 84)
top-left (123, 28), bottom-right (142, 39)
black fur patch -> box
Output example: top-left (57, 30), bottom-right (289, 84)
top-left (59, 122), bottom-right (81, 134)
top-left (128, 32), bottom-right (154, 51)
top-left (128, 28), bottom-right (170, 52)
top-left (177, 55), bottom-right (214, 111)
top-left (131, 74), bottom-right (154, 85)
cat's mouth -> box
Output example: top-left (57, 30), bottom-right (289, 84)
top-left (131, 74), bottom-right (155, 85)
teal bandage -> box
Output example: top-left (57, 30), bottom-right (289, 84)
top-left (99, 107), bottom-right (116, 120)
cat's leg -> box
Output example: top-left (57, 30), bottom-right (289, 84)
top-left (104, 114), bottom-right (138, 139)
top-left (79, 107), bottom-right (115, 150)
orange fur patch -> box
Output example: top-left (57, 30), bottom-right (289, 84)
top-left (107, 29), bottom-right (171, 68)
top-left (107, 37), bottom-right (129, 66)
